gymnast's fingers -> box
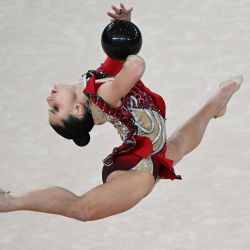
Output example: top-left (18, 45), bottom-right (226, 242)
top-left (120, 3), bottom-right (126, 12)
top-left (120, 3), bottom-right (133, 14)
top-left (128, 6), bottom-right (133, 13)
top-left (107, 11), bottom-right (117, 19)
top-left (111, 4), bottom-right (120, 14)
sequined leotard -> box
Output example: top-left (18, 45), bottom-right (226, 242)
top-left (82, 57), bottom-right (182, 183)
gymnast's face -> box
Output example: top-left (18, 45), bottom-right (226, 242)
top-left (47, 83), bottom-right (77, 126)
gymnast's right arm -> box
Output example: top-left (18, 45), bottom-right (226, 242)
top-left (97, 3), bottom-right (142, 106)
top-left (107, 3), bottom-right (133, 22)
top-left (97, 55), bottom-right (145, 107)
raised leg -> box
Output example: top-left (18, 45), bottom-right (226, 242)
top-left (166, 77), bottom-right (243, 166)
top-left (0, 170), bottom-right (155, 221)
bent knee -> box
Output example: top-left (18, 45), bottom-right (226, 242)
top-left (68, 207), bottom-right (93, 222)
top-left (66, 198), bottom-right (91, 222)
top-left (67, 197), bottom-right (114, 222)
top-left (68, 202), bottom-right (122, 222)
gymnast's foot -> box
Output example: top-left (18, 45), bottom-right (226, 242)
top-left (214, 75), bottom-right (243, 119)
top-left (0, 188), bottom-right (14, 212)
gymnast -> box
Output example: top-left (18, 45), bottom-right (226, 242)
top-left (0, 3), bottom-right (243, 221)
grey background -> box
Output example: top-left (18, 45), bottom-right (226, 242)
top-left (0, 0), bottom-right (249, 249)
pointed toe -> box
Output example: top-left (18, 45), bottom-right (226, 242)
top-left (229, 75), bottom-right (243, 86)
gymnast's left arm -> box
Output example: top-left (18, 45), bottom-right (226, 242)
top-left (97, 55), bottom-right (145, 107)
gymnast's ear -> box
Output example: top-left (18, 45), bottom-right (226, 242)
top-left (73, 103), bottom-right (86, 117)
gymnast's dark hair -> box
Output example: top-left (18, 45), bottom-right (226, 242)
top-left (50, 107), bottom-right (94, 147)
top-left (49, 70), bottom-right (109, 147)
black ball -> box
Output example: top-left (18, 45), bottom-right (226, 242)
top-left (101, 20), bottom-right (142, 61)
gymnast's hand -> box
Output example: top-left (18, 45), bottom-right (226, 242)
top-left (107, 3), bottom-right (133, 22)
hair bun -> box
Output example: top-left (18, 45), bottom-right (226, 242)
top-left (73, 133), bottom-right (90, 147)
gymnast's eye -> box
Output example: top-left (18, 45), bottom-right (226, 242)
top-left (53, 106), bottom-right (59, 112)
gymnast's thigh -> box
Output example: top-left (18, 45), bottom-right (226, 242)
top-left (102, 153), bottom-right (158, 183)
top-left (106, 169), bottom-right (157, 200)
top-left (77, 170), bottom-right (156, 221)
top-left (103, 155), bottom-right (160, 197)
top-left (165, 137), bottom-right (185, 167)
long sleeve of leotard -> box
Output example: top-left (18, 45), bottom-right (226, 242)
top-left (84, 57), bottom-right (124, 95)
top-left (95, 56), bottom-right (166, 119)
top-left (97, 57), bottom-right (125, 76)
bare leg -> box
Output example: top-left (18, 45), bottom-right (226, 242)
top-left (0, 186), bottom-right (79, 218)
top-left (0, 170), bottom-right (155, 221)
top-left (0, 77), bottom-right (243, 221)
top-left (166, 78), bottom-right (242, 166)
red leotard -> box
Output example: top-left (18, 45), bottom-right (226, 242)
top-left (83, 57), bottom-right (182, 183)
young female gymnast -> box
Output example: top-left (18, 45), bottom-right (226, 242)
top-left (0, 3), bottom-right (243, 221)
